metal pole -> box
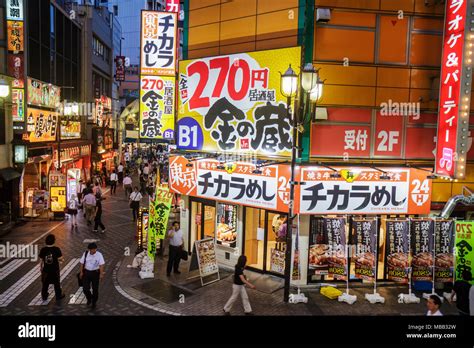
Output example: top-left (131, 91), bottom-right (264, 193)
top-left (284, 95), bottom-right (297, 303)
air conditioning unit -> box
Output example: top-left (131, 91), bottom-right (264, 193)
top-left (316, 8), bottom-right (331, 23)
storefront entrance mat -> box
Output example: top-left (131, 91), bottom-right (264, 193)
top-left (132, 279), bottom-right (195, 304)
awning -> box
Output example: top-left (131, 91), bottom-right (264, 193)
top-left (0, 168), bottom-right (22, 181)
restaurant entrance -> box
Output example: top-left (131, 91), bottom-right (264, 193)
top-left (243, 207), bottom-right (288, 277)
top-left (189, 198), bottom-right (216, 252)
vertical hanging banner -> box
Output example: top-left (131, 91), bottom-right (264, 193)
top-left (411, 219), bottom-right (435, 281)
top-left (140, 11), bottom-right (177, 76)
top-left (435, 0), bottom-right (472, 179)
top-left (454, 221), bottom-right (474, 284)
top-left (326, 218), bottom-right (347, 280)
top-left (148, 185), bottom-right (173, 261)
top-left (353, 219), bottom-right (377, 281)
top-left (7, 21), bottom-right (24, 52)
top-left (139, 76), bottom-right (175, 140)
top-left (7, 0), bottom-right (24, 20)
top-left (139, 11), bottom-right (177, 141)
top-left (385, 220), bottom-right (410, 283)
top-left (435, 219), bottom-right (455, 282)
top-left (308, 217), bottom-right (329, 275)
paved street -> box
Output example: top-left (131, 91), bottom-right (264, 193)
top-left (0, 185), bottom-right (163, 316)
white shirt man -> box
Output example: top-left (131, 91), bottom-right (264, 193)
top-left (117, 164), bottom-right (124, 173)
top-left (83, 192), bottom-right (97, 225)
top-left (130, 191), bottom-right (142, 202)
top-left (80, 243), bottom-right (105, 308)
top-left (169, 228), bottom-right (183, 247)
top-left (110, 172), bottom-right (118, 182)
top-left (83, 193), bottom-right (97, 207)
top-left (80, 249), bottom-right (105, 271)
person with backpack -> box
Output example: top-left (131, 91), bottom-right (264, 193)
top-left (223, 255), bottom-right (255, 315)
top-left (79, 243), bottom-right (105, 309)
top-left (129, 186), bottom-right (142, 222)
top-left (39, 234), bottom-right (65, 302)
top-left (67, 194), bottom-right (79, 228)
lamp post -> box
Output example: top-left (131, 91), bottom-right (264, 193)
top-left (280, 63), bottom-right (323, 302)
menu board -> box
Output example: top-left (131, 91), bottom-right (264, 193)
top-left (353, 219), bottom-right (377, 281)
top-left (216, 203), bottom-right (237, 248)
top-left (326, 218), bottom-right (347, 280)
top-left (270, 248), bottom-right (285, 274)
top-left (308, 217), bottom-right (329, 275)
top-left (411, 219), bottom-right (435, 281)
top-left (50, 186), bottom-right (66, 213)
top-left (435, 220), bottom-right (455, 282)
top-left (385, 220), bottom-right (410, 283)
top-left (195, 238), bottom-right (219, 277)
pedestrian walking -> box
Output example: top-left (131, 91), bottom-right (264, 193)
top-left (67, 194), bottom-right (79, 227)
top-left (39, 234), bottom-right (65, 301)
top-left (109, 170), bottom-right (118, 195)
top-left (129, 187), bottom-right (142, 221)
top-left (93, 181), bottom-right (102, 196)
top-left (82, 190), bottom-right (97, 226)
top-left (139, 174), bottom-right (147, 195)
top-left (426, 295), bottom-right (443, 316)
top-left (101, 165), bottom-right (107, 187)
top-left (79, 243), bottom-right (105, 309)
top-left (143, 163), bottom-right (150, 178)
top-left (77, 180), bottom-right (86, 205)
top-left (117, 162), bottom-right (124, 184)
top-left (147, 175), bottom-right (155, 196)
top-left (451, 270), bottom-right (472, 315)
top-left (123, 174), bottom-right (133, 198)
top-left (166, 221), bottom-right (184, 276)
top-left (93, 197), bottom-right (106, 233)
top-left (223, 255), bottom-right (255, 315)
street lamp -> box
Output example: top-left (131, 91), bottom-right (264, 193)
top-left (280, 63), bottom-right (323, 303)
top-left (0, 79), bottom-right (10, 98)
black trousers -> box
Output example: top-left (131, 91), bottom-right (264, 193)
top-left (83, 270), bottom-right (100, 304)
top-left (110, 181), bottom-right (117, 194)
top-left (118, 172), bottom-right (123, 184)
top-left (41, 271), bottom-right (61, 300)
top-left (167, 245), bottom-right (181, 275)
top-left (94, 218), bottom-right (105, 230)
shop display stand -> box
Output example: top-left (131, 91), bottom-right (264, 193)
top-left (423, 218), bottom-right (443, 302)
top-left (365, 218), bottom-right (385, 304)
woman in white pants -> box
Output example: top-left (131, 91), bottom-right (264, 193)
top-left (223, 255), bottom-right (256, 315)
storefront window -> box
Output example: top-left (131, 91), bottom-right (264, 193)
top-left (216, 203), bottom-right (237, 248)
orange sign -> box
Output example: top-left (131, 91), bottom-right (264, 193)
top-left (296, 167), bottom-right (432, 215)
top-left (7, 21), bottom-right (23, 52)
top-left (169, 156), bottom-right (432, 215)
top-left (26, 108), bottom-right (58, 143)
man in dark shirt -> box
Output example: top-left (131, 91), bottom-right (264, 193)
top-left (451, 270), bottom-right (472, 315)
top-left (39, 234), bottom-right (65, 301)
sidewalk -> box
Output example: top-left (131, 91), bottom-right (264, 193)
top-left (115, 245), bottom-right (460, 316)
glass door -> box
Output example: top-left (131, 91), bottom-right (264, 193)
top-left (189, 199), bottom-right (216, 252)
top-left (203, 204), bottom-right (216, 239)
top-left (265, 212), bottom-right (287, 276)
top-left (244, 207), bottom-right (265, 271)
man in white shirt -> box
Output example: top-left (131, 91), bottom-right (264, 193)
top-left (82, 192), bottom-right (96, 225)
top-left (109, 170), bottom-right (118, 195)
top-left (117, 163), bottom-right (124, 184)
top-left (129, 187), bottom-right (142, 221)
top-left (79, 243), bottom-right (105, 309)
top-left (123, 175), bottom-right (133, 198)
top-left (166, 221), bottom-right (184, 276)
top-left (143, 163), bottom-right (150, 177)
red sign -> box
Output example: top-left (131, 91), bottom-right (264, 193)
top-left (7, 54), bottom-right (24, 82)
top-left (435, 0), bottom-right (469, 178)
top-left (166, 0), bottom-right (180, 13)
top-left (373, 112), bottom-right (403, 157)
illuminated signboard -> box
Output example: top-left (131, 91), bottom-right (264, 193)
top-left (435, 0), bottom-right (473, 179)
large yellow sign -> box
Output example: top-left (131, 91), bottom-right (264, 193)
top-left (177, 46), bottom-right (301, 157)
top-left (26, 108), bottom-right (58, 142)
top-left (50, 186), bottom-right (66, 212)
top-left (139, 75), bottom-right (175, 140)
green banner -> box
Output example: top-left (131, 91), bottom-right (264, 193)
top-left (148, 185), bottom-right (173, 261)
top-left (454, 221), bottom-right (474, 285)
